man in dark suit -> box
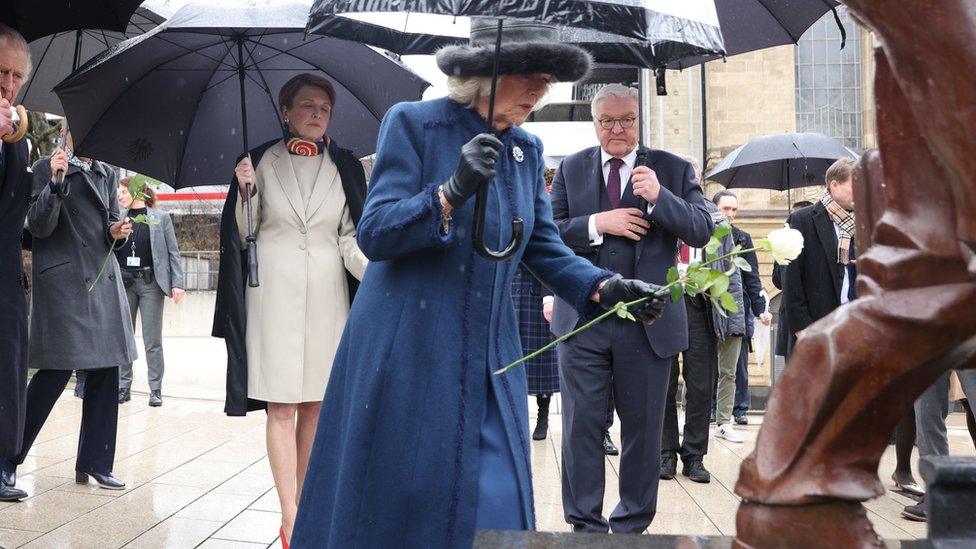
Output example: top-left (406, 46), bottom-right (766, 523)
top-left (781, 158), bottom-right (858, 354)
top-left (0, 24), bottom-right (33, 502)
top-left (550, 83), bottom-right (713, 533)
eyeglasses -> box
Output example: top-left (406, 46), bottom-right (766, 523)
top-left (597, 117), bottom-right (637, 130)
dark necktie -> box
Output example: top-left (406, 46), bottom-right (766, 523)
top-left (607, 157), bottom-right (623, 209)
top-left (847, 238), bottom-right (858, 301)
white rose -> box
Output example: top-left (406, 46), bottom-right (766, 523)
top-left (764, 225), bottom-right (804, 265)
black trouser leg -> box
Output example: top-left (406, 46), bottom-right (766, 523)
top-left (733, 338), bottom-right (750, 416)
top-left (605, 384), bottom-right (615, 431)
top-left (13, 370), bottom-right (72, 464)
top-left (608, 319), bottom-right (671, 534)
top-left (661, 355), bottom-right (681, 456)
top-left (894, 407), bottom-right (916, 475)
top-left (962, 399), bottom-right (976, 452)
top-left (76, 367), bottom-right (119, 473)
top-left (678, 297), bottom-right (715, 461)
top-left (559, 322), bottom-right (614, 533)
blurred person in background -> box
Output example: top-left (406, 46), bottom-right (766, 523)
top-left (115, 177), bottom-right (184, 406)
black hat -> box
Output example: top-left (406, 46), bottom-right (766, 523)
top-left (436, 18), bottom-right (592, 83)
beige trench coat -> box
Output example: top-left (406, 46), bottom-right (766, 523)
top-left (238, 141), bottom-right (367, 403)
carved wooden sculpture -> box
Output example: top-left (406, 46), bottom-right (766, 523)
top-left (734, 1), bottom-right (976, 546)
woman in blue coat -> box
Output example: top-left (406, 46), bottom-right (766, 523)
top-left (292, 18), bottom-right (666, 549)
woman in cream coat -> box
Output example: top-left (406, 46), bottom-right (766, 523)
top-left (229, 73), bottom-right (367, 545)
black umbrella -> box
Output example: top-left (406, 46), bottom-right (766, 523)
top-left (55, 2), bottom-right (429, 287)
top-left (17, 7), bottom-right (164, 116)
top-left (0, 0), bottom-right (145, 42)
top-left (666, 0), bottom-right (844, 70)
top-left (704, 132), bottom-right (857, 194)
top-left (308, 0), bottom-right (726, 261)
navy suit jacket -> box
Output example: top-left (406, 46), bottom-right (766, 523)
top-left (549, 146), bottom-right (714, 358)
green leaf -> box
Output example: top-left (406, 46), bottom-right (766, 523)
top-left (709, 274), bottom-right (730, 298)
top-left (757, 239), bottom-right (774, 252)
top-left (712, 298), bottom-right (728, 317)
top-left (705, 237), bottom-right (721, 255)
top-left (131, 213), bottom-right (160, 226)
top-left (686, 284), bottom-right (700, 297)
top-left (666, 266), bottom-right (679, 285)
top-left (713, 222), bottom-right (732, 240)
top-left (670, 283), bottom-right (683, 302)
top-left (734, 257), bottom-right (752, 272)
top-left (730, 244), bottom-right (742, 256)
top-left (720, 292), bottom-right (740, 313)
top-left (624, 311), bottom-right (636, 322)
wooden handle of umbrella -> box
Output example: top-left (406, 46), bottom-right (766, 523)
top-left (2, 104), bottom-right (28, 143)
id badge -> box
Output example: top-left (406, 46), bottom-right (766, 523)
top-left (127, 256), bottom-right (142, 267)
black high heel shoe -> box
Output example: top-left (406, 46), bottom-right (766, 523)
top-left (76, 470), bottom-right (126, 490)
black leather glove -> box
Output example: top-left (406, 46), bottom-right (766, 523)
top-left (440, 133), bottom-right (504, 208)
top-left (598, 274), bottom-right (667, 324)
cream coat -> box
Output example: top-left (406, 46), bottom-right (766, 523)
top-left (238, 141), bottom-right (367, 403)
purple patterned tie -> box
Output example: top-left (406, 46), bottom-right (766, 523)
top-left (607, 157), bottom-right (623, 209)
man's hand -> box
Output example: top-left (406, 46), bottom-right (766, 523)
top-left (49, 149), bottom-right (69, 182)
top-left (595, 208), bottom-right (649, 241)
top-left (110, 217), bottom-right (133, 240)
top-left (759, 312), bottom-right (773, 326)
top-left (631, 165), bottom-right (661, 205)
top-left (235, 156), bottom-right (255, 199)
top-left (0, 99), bottom-right (12, 139)
top-left (171, 288), bottom-right (185, 304)
top-left (542, 299), bottom-right (553, 323)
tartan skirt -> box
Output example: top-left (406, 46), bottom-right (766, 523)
top-left (511, 265), bottom-right (559, 395)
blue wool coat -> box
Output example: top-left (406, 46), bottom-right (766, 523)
top-left (292, 97), bottom-right (611, 548)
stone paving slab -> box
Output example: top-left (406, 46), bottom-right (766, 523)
top-left (0, 388), bottom-right (972, 548)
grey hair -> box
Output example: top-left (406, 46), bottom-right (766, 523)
top-left (591, 83), bottom-right (638, 115)
top-left (712, 189), bottom-right (737, 205)
top-left (446, 76), bottom-right (494, 109)
top-left (0, 23), bottom-right (31, 79)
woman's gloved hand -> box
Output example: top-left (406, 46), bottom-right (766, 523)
top-left (440, 133), bottom-right (504, 208)
top-left (598, 274), bottom-right (667, 324)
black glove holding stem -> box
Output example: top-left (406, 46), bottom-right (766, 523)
top-left (598, 274), bottom-right (667, 324)
top-left (441, 133), bottom-right (504, 208)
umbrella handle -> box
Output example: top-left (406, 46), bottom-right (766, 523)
top-left (473, 179), bottom-right (523, 261)
top-left (471, 17), bottom-right (523, 262)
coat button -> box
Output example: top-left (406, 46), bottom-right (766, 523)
top-left (85, 277), bottom-right (91, 284)
top-left (109, 273), bottom-right (115, 280)
top-left (299, 243), bottom-right (306, 250)
top-left (300, 227), bottom-right (307, 234)
top-left (71, 208), bottom-right (78, 215)
top-left (82, 241), bottom-right (88, 247)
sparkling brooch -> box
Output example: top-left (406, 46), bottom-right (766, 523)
top-left (512, 145), bottom-right (524, 163)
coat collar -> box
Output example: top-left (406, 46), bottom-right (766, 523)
top-left (269, 140), bottom-right (339, 225)
top-left (67, 159), bottom-right (110, 210)
top-left (811, 202), bottom-right (842, 297)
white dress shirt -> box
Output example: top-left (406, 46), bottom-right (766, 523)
top-left (834, 222), bottom-right (852, 304)
top-left (588, 147), bottom-right (639, 246)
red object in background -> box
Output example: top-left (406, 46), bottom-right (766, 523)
top-left (155, 192), bottom-right (227, 201)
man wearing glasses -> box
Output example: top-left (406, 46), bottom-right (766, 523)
top-left (549, 83), bottom-right (713, 533)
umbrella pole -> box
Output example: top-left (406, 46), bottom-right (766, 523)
top-left (236, 38), bottom-right (259, 287)
top-left (73, 29), bottom-right (82, 71)
top-left (472, 18), bottom-right (522, 261)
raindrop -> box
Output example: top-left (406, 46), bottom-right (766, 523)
top-left (419, 300), bottom-right (427, 309)
top-left (230, 128), bottom-right (237, 136)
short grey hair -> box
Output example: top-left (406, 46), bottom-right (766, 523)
top-left (0, 23), bottom-right (32, 79)
top-left (446, 76), bottom-right (494, 109)
top-left (591, 83), bottom-right (638, 116)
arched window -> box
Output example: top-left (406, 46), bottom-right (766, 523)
top-left (795, 8), bottom-right (862, 149)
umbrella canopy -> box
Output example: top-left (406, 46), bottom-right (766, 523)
top-left (54, 2), bottom-right (430, 189)
top-left (705, 132), bottom-right (858, 191)
top-left (309, 14), bottom-right (662, 68)
top-left (18, 7), bottom-right (164, 116)
top-left (667, 0), bottom-right (844, 69)
top-left (0, 0), bottom-right (144, 42)
top-left (308, 0), bottom-right (726, 61)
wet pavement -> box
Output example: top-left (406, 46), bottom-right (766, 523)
top-left (1, 388), bottom-right (971, 548)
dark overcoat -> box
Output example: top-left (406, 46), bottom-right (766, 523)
top-left (731, 225), bottom-right (766, 340)
top-left (511, 265), bottom-right (558, 395)
top-left (213, 138), bottom-right (367, 416)
top-left (291, 98), bottom-right (611, 548)
top-left (780, 202), bottom-right (843, 356)
top-left (27, 158), bottom-right (137, 370)
top-left (0, 140), bottom-right (31, 456)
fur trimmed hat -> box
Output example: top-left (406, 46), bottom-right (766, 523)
top-left (436, 18), bottom-right (592, 83)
